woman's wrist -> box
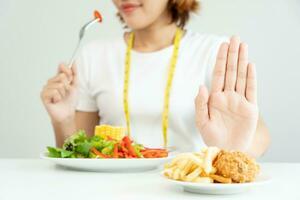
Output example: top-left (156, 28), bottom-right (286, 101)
top-left (50, 114), bottom-right (75, 125)
top-left (51, 117), bottom-right (76, 147)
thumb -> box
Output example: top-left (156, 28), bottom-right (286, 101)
top-left (195, 85), bottom-right (210, 130)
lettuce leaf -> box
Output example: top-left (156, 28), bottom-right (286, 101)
top-left (75, 142), bottom-right (93, 157)
top-left (101, 146), bottom-right (114, 155)
top-left (47, 147), bottom-right (74, 158)
top-left (47, 147), bottom-right (62, 158)
top-left (63, 130), bottom-right (88, 151)
top-left (61, 149), bottom-right (74, 158)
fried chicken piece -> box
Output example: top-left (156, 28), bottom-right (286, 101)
top-left (213, 150), bottom-right (260, 183)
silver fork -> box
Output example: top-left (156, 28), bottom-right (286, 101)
top-left (68, 11), bottom-right (102, 68)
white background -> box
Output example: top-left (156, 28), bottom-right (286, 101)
top-left (0, 0), bottom-right (299, 161)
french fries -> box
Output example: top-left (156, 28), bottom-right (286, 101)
top-left (163, 147), bottom-right (232, 184)
top-left (209, 174), bottom-right (232, 184)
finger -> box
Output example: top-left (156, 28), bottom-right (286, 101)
top-left (236, 43), bottom-right (249, 95)
top-left (51, 76), bottom-right (72, 91)
top-left (47, 73), bottom-right (66, 83)
top-left (46, 83), bottom-right (68, 98)
top-left (195, 86), bottom-right (210, 130)
top-left (42, 89), bottom-right (61, 104)
top-left (225, 36), bottom-right (240, 91)
top-left (246, 63), bottom-right (257, 104)
top-left (48, 73), bottom-right (70, 86)
top-left (211, 43), bottom-right (229, 93)
top-left (70, 64), bottom-right (78, 86)
top-left (58, 63), bottom-right (73, 82)
top-left (52, 91), bottom-right (62, 103)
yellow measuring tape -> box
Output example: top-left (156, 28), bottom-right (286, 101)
top-left (123, 28), bottom-right (183, 148)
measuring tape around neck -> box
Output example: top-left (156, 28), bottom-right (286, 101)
top-left (123, 28), bottom-right (183, 148)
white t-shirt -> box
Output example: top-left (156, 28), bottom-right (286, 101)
top-left (75, 30), bottom-right (227, 152)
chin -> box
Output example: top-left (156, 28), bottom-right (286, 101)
top-left (122, 17), bottom-right (151, 30)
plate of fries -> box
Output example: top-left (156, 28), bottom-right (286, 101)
top-left (162, 147), bottom-right (271, 195)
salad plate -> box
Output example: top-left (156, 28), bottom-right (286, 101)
top-left (41, 129), bottom-right (176, 172)
top-left (41, 152), bottom-right (175, 172)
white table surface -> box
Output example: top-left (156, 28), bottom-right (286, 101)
top-left (0, 160), bottom-right (299, 200)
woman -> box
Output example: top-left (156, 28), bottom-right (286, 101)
top-left (41, 0), bottom-right (270, 157)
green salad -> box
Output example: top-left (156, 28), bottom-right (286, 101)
top-left (47, 130), bottom-right (168, 159)
top-left (47, 130), bottom-right (144, 158)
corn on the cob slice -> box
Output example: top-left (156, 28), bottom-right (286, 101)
top-left (94, 125), bottom-right (125, 141)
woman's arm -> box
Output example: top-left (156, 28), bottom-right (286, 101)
top-left (75, 111), bottom-right (100, 137)
top-left (195, 36), bottom-right (271, 157)
top-left (247, 116), bottom-right (271, 158)
top-left (52, 111), bottom-right (99, 147)
top-left (41, 63), bottom-right (100, 147)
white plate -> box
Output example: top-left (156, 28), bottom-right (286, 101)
top-left (41, 152), bottom-right (176, 172)
top-left (162, 174), bottom-right (271, 195)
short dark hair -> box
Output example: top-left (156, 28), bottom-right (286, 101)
top-left (168, 0), bottom-right (200, 28)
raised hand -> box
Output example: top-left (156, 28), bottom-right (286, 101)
top-left (195, 36), bottom-right (259, 152)
top-left (41, 64), bottom-right (78, 123)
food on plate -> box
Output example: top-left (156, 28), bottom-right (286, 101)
top-left (94, 125), bottom-right (125, 141)
top-left (213, 150), bottom-right (260, 183)
top-left (47, 128), bottom-right (168, 159)
top-left (163, 147), bottom-right (259, 184)
top-left (163, 147), bottom-right (220, 183)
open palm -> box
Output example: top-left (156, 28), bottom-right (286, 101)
top-left (195, 36), bottom-right (258, 151)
